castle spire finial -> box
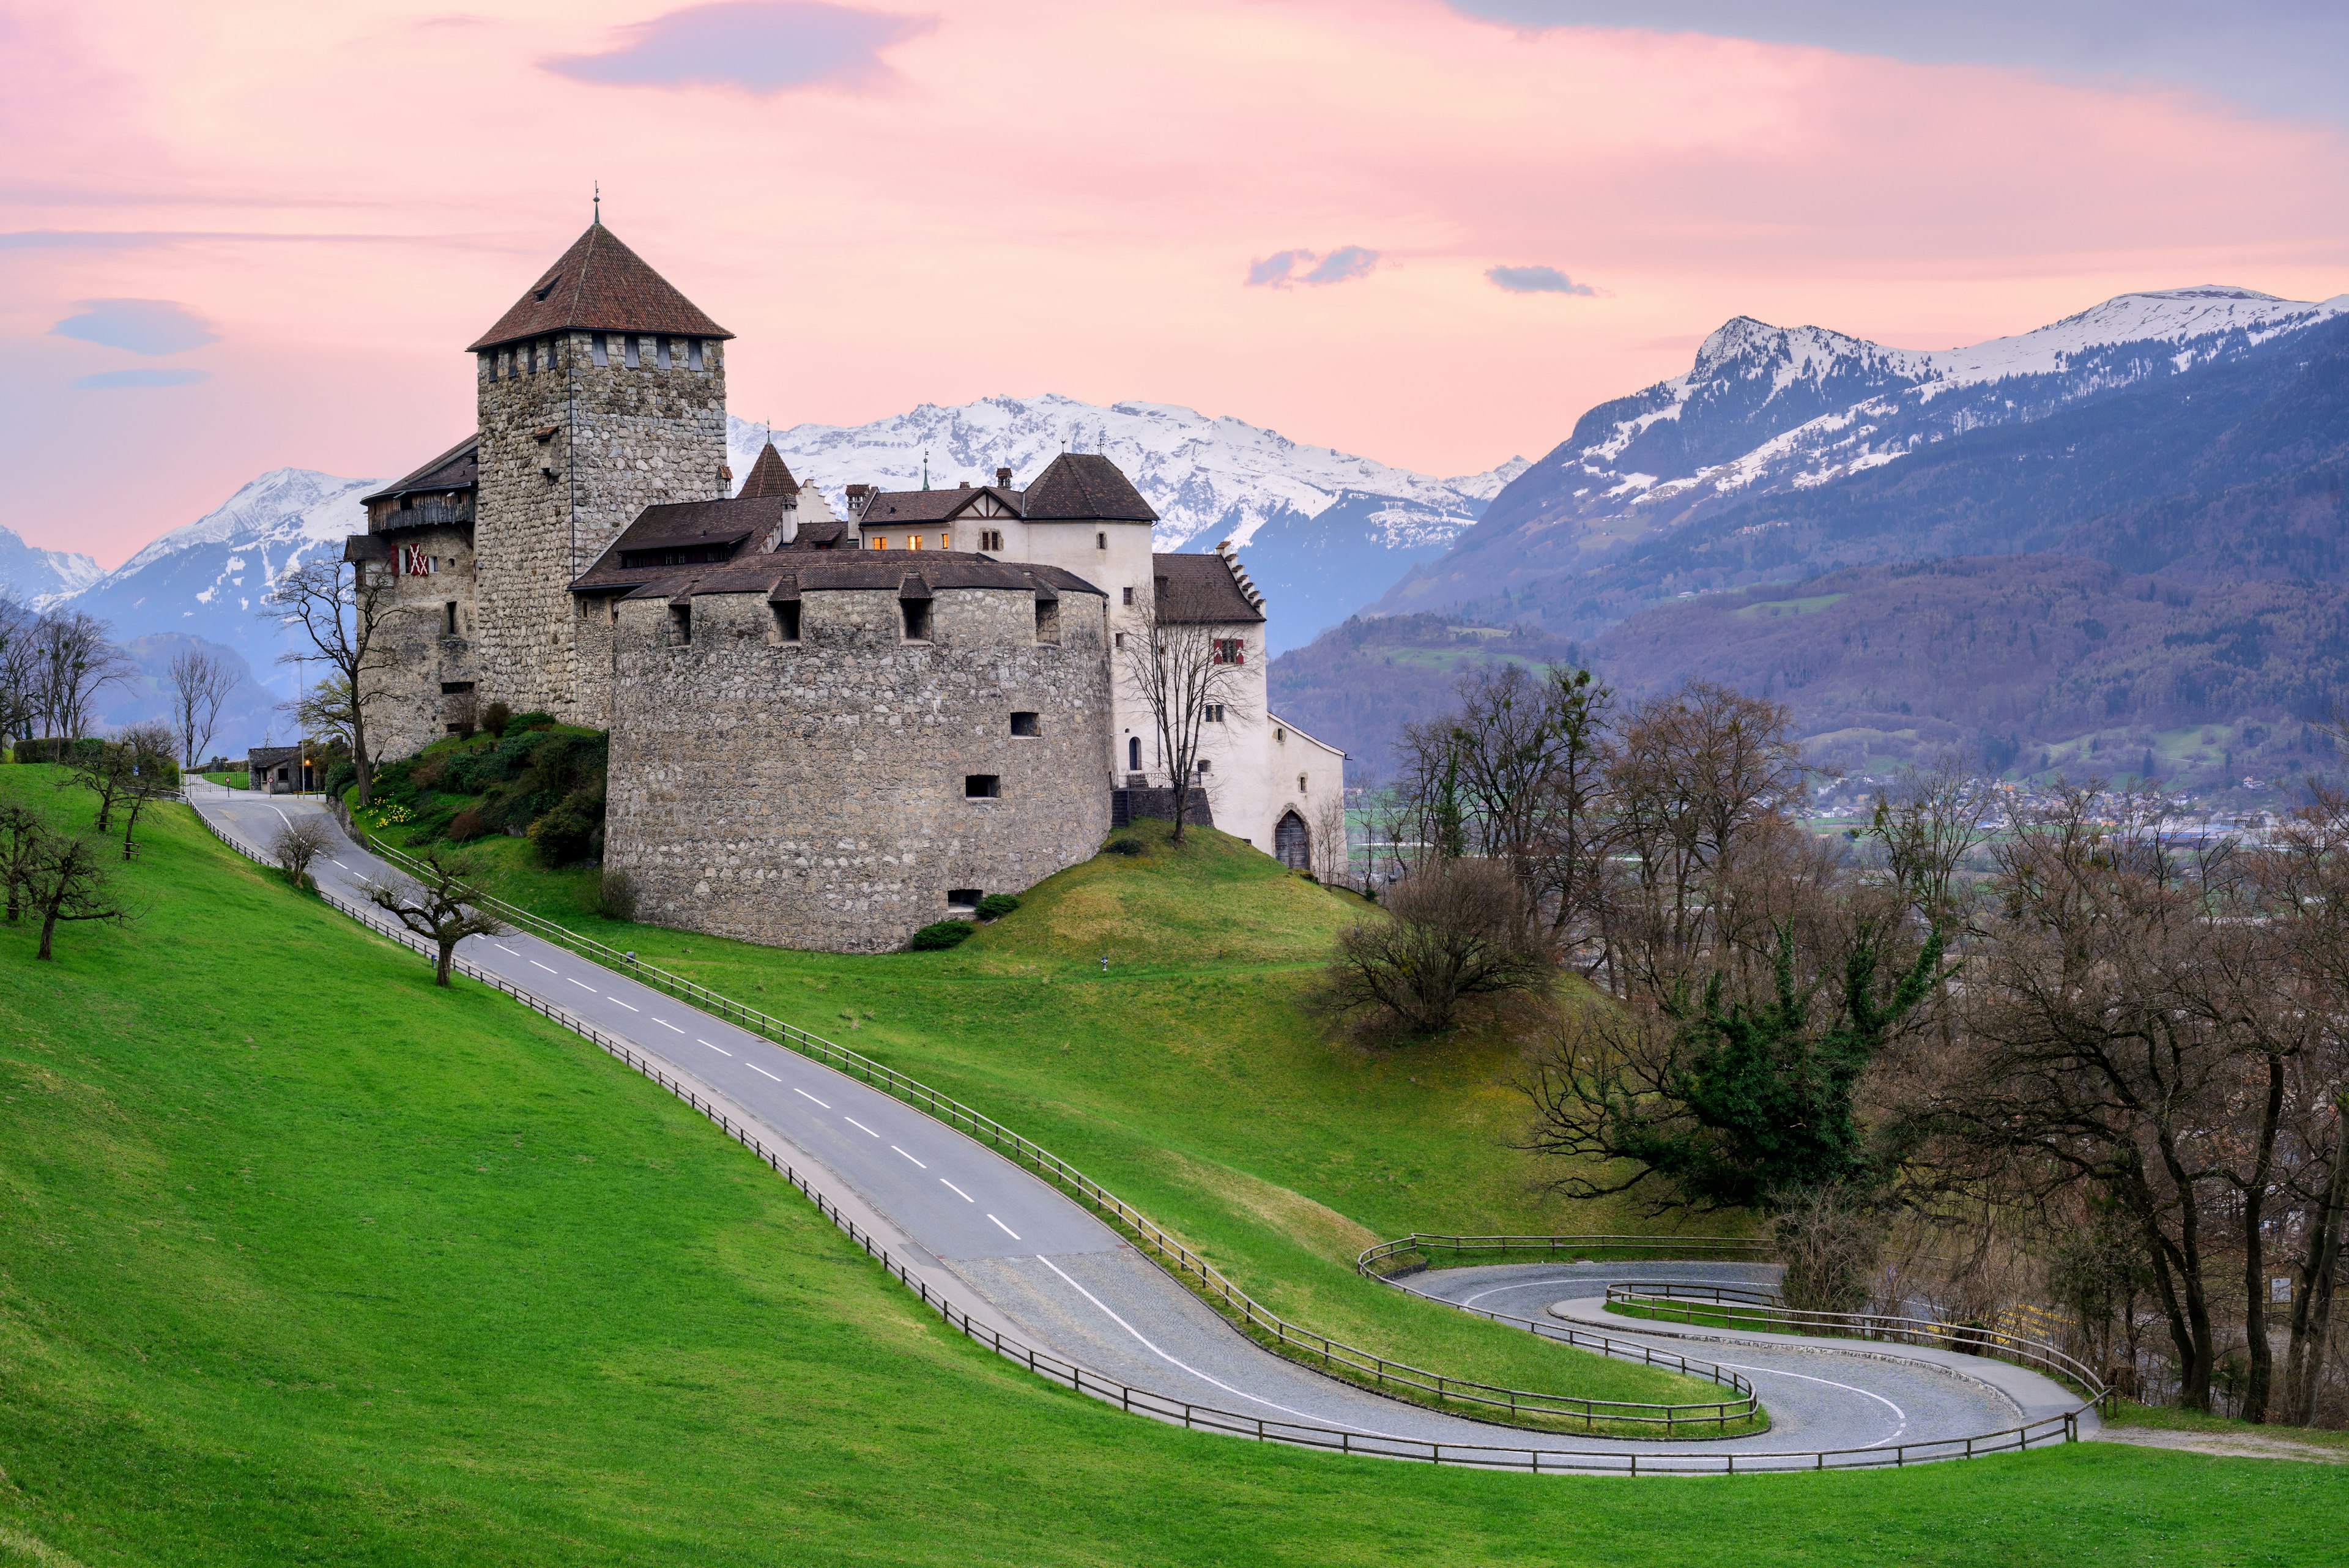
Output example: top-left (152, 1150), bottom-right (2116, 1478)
top-left (922, 450), bottom-right (930, 491)
top-left (593, 180), bottom-right (601, 225)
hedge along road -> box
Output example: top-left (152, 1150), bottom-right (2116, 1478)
top-left (190, 782), bottom-right (2073, 1473)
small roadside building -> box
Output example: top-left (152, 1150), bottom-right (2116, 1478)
top-left (247, 745), bottom-right (316, 794)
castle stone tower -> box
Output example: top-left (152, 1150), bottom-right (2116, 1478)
top-left (466, 221), bottom-right (733, 720)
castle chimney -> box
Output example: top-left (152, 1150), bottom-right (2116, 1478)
top-left (996, 466), bottom-right (1012, 487)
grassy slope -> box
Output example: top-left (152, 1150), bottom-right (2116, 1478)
top-left (0, 773), bottom-right (2339, 1565)
top-left (379, 812), bottom-right (1753, 1411)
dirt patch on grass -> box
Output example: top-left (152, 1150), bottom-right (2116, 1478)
top-left (2093, 1426), bottom-right (2347, 1463)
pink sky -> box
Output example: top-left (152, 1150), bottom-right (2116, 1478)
top-left (4, 0), bottom-right (2346, 567)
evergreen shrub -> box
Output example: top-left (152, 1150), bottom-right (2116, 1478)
top-left (907, 920), bottom-right (974, 951)
top-left (976, 893), bottom-right (1020, 920)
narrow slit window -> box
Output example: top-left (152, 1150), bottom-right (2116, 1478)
top-left (1034, 598), bottom-right (1058, 643)
top-left (670, 603), bottom-right (692, 644)
top-left (591, 332), bottom-right (609, 366)
top-left (656, 337), bottom-right (672, 370)
top-left (772, 600), bottom-right (801, 642)
top-left (902, 598), bottom-right (932, 641)
top-left (1096, 532), bottom-right (1107, 550)
top-left (623, 335), bottom-right (640, 368)
top-left (688, 338), bottom-right (705, 371)
top-left (443, 601), bottom-right (458, 636)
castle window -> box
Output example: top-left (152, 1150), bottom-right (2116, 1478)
top-left (980, 530), bottom-right (1003, 552)
top-left (1113, 631), bottom-right (1124, 650)
top-left (964, 775), bottom-right (1000, 800)
top-left (669, 603), bottom-right (692, 644)
top-left (443, 601), bottom-right (458, 636)
top-left (482, 352), bottom-right (497, 382)
top-left (522, 340), bottom-right (536, 375)
top-left (623, 335), bottom-right (640, 368)
top-left (1212, 638), bottom-right (1245, 666)
top-left (901, 597), bottom-right (932, 642)
top-left (946, 888), bottom-right (981, 910)
top-left (1034, 598), bottom-right (1058, 644)
top-left (591, 332), bottom-right (609, 366)
top-left (1196, 759), bottom-right (1211, 774)
top-left (1096, 532), bottom-right (1107, 550)
top-left (1275, 726), bottom-right (1286, 741)
top-left (656, 337), bottom-right (672, 370)
top-left (1299, 773), bottom-right (1308, 795)
top-left (1010, 712), bottom-right (1040, 737)
top-left (1122, 586), bottom-right (1134, 606)
top-left (1129, 736), bottom-right (1141, 771)
top-left (1205, 704), bottom-right (1225, 723)
top-left (688, 338), bottom-right (705, 371)
top-left (771, 600), bottom-right (801, 643)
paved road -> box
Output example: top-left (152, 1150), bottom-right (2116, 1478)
top-left (191, 784), bottom-right (2087, 1470)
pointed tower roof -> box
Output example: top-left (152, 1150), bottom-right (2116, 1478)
top-left (467, 222), bottom-right (732, 352)
top-left (737, 439), bottom-right (798, 499)
top-left (1021, 453), bottom-right (1157, 522)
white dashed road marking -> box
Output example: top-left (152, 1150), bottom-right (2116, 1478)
top-left (891, 1146), bottom-right (927, 1168)
top-left (700, 1039), bottom-right (733, 1057)
top-left (941, 1179), bottom-right (973, 1202)
top-left (989, 1214), bottom-right (1022, 1241)
top-left (749, 1065), bottom-right (780, 1082)
top-left (654, 1017), bottom-right (686, 1033)
top-left (606, 997), bottom-right (639, 1012)
top-left (531, 960), bottom-right (558, 973)
top-left (844, 1117), bottom-right (878, 1137)
top-left (567, 978), bottom-right (595, 991)
top-left (793, 1087), bottom-right (831, 1108)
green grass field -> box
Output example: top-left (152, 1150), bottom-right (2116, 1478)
top-left (366, 812), bottom-right (1766, 1417)
top-left (2, 771), bottom-right (2340, 1564)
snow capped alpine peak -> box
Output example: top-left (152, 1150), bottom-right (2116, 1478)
top-left (735, 393), bottom-right (1496, 552)
top-left (111, 467), bottom-right (376, 578)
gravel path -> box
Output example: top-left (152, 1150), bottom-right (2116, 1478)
top-left (189, 784), bottom-right (2093, 1470)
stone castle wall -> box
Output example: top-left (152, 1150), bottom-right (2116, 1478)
top-left (472, 331), bottom-right (727, 725)
top-left (604, 583), bottom-right (1111, 953)
top-left (364, 525), bottom-right (479, 762)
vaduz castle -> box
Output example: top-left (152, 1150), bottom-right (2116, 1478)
top-left (348, 221), bottom-right (1344, 952)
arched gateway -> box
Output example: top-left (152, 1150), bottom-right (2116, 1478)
top-left (1274, 809), bottom-right (1310, 871)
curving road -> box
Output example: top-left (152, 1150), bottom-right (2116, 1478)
top-left (189, 784), bottom-right (2092, 1471)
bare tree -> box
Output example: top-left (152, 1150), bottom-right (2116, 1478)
top-left (1324, 858), bottom-right (1553, 1038)
top-left (67, 737), bottom-right (139, 831)
top-left (1869, 754), bottom-right (1992, 931)
top-left (271, 816), bottom-right (335, 888)
top-left (23, 827), bottom-right (125, 959)
top-left (1118, 592), bottom-right (1254, 845)
top-left (363, 846), bottom-right (505, 986)
top-left (28, 611), bottom-right (131, 739)
top-left (265, 555), bottom-right (413, 808)
top-left (0, 596), bottom-right (37, 751)
top-left (111, 723), bottom-right (180, 860)
top-left (1919, 788), bottom-right (2247, 1411)
top-left (167, 645), bottom-right (239, 768)
top-left (1310, 788), bottom-right (1350, 887)
top-left (0, 801), bottom-right (43, 923)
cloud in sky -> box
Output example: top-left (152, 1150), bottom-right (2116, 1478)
top-left (1446, 2), bottom-right (2349, 124)
top-left (1245, 247), bottom-right (1380, 289)
top-left (1486, 264), bottom-right (1598, 295)
top-left (51, 299), bottom-right (218, 355)
top-left (72, 368), bottom-right (211, 390)
top-left (543, 1), bottom-right (937, 94)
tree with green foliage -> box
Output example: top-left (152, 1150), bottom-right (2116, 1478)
top-left (1525, 921), bottom-right (1946, 1212)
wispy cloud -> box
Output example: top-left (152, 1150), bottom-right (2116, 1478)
top-left (544, 2), bottom-right (936, 94)
top-left (1245, 246), bottom-right (1380, 289)
top-left (1486, 264), bottom-right (1600, 295)
top-left (52, 299), bottom-right (218, 355)
top-left (72, 368), bottom-right (211, 390)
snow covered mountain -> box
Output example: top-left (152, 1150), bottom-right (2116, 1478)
top-left (60, 468), bottom-right (378, 702)
top-left (1378, 286), bottom-right (2349, 621)
top-left (0, 525), bottom-right (103, 608)
top-left (732, 395), bottom-right (1523, 651)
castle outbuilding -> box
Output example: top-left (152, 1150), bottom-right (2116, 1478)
top-left (352, 220), bottom-right (1344, 952)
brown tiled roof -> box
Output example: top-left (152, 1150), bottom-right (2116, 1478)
top-left (622, 552), bottom-right (1105, 602)
top-left (360, 436), bottom-right (477, 506)
top-left (1022, 453), bottom-right (1157, 522)
top-left (343, 534), bottom-right (390, 563)
top-left (570, 496), bottom-right (857, 592)
top-left (737, 440), bottom-right (798, 498)
top-left (466, 223), bottom-right (732, 353)
top-left (859, 485), bottom-right (1021, 524)
top-left (1154, 552), bottom-right (1264, 624)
